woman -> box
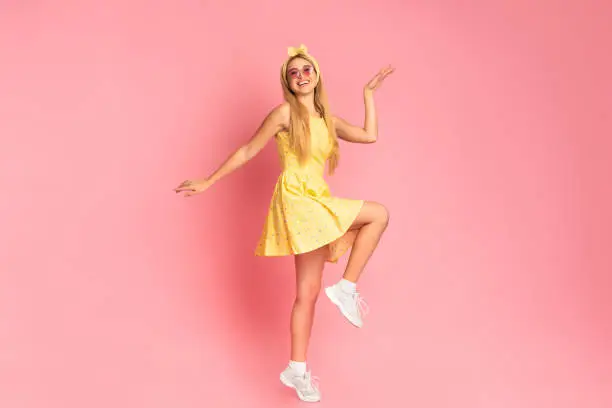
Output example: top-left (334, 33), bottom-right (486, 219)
top-left (174, 44), bottom-right (393, 403)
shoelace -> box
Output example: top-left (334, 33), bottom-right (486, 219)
top-left (300, 372), bottom-right (320, 393)
top-left (353, 292), bottom-right (370, 316)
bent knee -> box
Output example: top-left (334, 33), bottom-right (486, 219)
top-left (373, 202), bottom-right (390, 227)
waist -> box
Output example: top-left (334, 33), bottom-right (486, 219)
top-left (281, 157), bottom-right (326, 173)
top-left (281, 166), bottom-right (325, 178)
top-left (277, 168), bottom-right (330, 197)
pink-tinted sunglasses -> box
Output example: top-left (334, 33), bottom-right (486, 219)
top-left (287, 65), bottom-right (315, 79)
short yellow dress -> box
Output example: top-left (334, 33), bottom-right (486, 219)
top-left (255, 116), bottom-right (364, 263)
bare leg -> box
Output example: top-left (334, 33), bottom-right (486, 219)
top-left (290, 245), bottom-right (327, 362)
top-left (342, 201), bottom-right (389, 283)
top-left (281, 248), bottom-right (326, 402)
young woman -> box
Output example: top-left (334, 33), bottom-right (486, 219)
top-left (174, 44), bottom-right (393, 403)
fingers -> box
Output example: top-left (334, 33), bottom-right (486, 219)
top-left (367, 66), bottom-right (394, 90)
top-left (374, 66), bottom-right (392, 78)
top-left (173, 178), bottom-right (205, 197)
top-left (175, 189), bottom-right (197, 197)
top-left (379, 66), bottom-right (394, 79)
top-left (382, 66), bottom-right (394, 78)
top-left (173, 180), bottom-right (194, 193)
top-left (183, 189), bottom-right (203, 197)
top-left (367, 73), bottom-right (381, 88)
top-left (174, 187), bottom-right (195, 193)
top-left (370, 65), bottom-right (394, 90)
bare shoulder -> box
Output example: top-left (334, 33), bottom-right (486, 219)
top-left (243, 102), bottom-right (290, 159)
top-left (268, 102), bottom-right (290, 130)
top-left (277, 101), bottom-right (290, 117)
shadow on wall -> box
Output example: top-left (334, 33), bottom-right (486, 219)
top-left (189, 91), bottom-right (294, 380)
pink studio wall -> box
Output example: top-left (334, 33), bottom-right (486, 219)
top-left (1, 1), bottom-right (610, 407)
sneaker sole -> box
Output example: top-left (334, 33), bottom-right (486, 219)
top-left (280, 373), bottom-right (321, 403)
top-left (324, 286), bottom-right (363, 328)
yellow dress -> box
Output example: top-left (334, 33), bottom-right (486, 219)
top-left (255, 116), bottom-right (364, 263)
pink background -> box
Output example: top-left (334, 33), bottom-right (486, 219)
top-left (1, 1), bottom-right (611, 407)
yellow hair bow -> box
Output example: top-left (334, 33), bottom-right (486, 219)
top-left (288, 44), bottom-right (309, 57)
top-left (282, 44), bottom-right (320, 77)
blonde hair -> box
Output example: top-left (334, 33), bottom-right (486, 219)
top-left (280, 49), bottom-right (340, 175)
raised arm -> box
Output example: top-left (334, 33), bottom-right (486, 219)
top-left (333, 66), bottom-right (394, 144)
top-left (174, 103), bottom-right (289, 196)
top-left (333, 114), bottom-right (376, 144)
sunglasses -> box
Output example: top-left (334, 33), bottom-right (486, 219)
top-left (287, 65), bottom-right (315, 79)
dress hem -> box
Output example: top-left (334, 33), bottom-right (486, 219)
top-left (254, 199), bottom-right (365, 263)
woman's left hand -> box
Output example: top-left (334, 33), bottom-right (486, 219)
top-left (365, 65), bottom-right (394, 93)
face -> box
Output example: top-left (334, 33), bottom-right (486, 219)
top-left (286, 57), bottom-right (318, 95)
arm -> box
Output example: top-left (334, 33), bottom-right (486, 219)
top-left (333, 66), bottom-right (394, 144)
top-left (333, 90), bottom-right (378, 144)
top-left (174, 103), bottom-right (289, 195)
top-left (206, 103), bottom-right (288, 186)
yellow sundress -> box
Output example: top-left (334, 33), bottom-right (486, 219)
top-left (255, 116), bottom-right (364, 263)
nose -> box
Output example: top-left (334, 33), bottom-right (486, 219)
top-left (296, 71), bottom-right (303, 79)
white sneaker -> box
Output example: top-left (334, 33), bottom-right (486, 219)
top-left (325, 284), bottom-right (369, 328)
top-left (280, 366), bottom-right (321, 402)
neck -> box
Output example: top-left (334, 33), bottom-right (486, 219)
top-left (297, 93), bottom-right (317, 116)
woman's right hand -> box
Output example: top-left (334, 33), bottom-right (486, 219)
top-left (173, 179), bottom-right (212, 197)
top-left (172, 104), bottom-right (288, 199)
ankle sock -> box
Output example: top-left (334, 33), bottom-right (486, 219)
top-left (338, 278), bottom-right (357, 293)
top-left (289, 360), bottom-right (307, 375)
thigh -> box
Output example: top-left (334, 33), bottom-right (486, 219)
top-left (294, 246), bottom-right (327, 296)
top-left (349, 201), bottom-right (389, 230)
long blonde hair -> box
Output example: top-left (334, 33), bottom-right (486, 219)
top-left (280, 51), bottom-right (340, 175)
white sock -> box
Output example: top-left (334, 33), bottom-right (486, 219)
top-left (338, 278), bottom-right (357, 293)
top-left (289, 360), bottom-right (307, 375)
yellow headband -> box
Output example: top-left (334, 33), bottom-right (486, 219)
top-left (282, 44), bottom-right (320, 78)
top-left (288, 44), bottom-right (309, 57)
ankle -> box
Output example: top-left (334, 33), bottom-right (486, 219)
top-left (338, 278), bottom-right (357, 293)
top-left (288, 360), bottom-right (307, 375)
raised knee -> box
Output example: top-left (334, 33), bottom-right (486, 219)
top-left (383, 205), bottom-right (390, 226)
top-left (377, 203), bottom-right (390, 228)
